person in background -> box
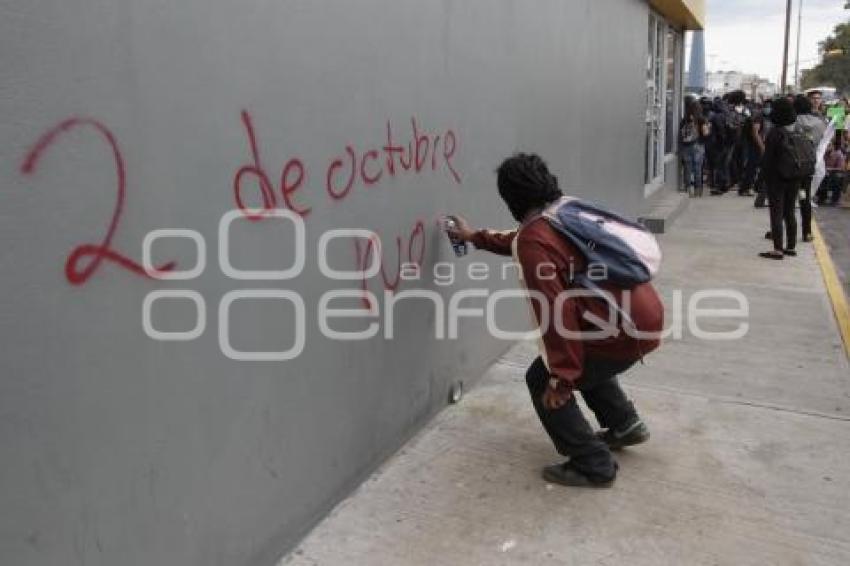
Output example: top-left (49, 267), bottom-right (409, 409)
top-left (808, 90), bottom-right (824, 118)
top-left (739, 113), bottom-right (765, 197)
top-left (843, 131), bottom-right (850, 190)
top-left (759, 98), bottom-right (800, 260)
top-left (727, 90), bottom-right (751, 192)
top-left (754, 100), bottom-right (774, 208)
top-left (708, 91), bottom-right (749, 195)
top-left (447, 154), bottom-right (663, 488)
top-left (679, 99), bottom-right (710, 196)
top-left (794, 94), bottom-right (827, 242)
top-left (817, 141), bottom-right (846, 206)
top-left (840, 129), bottom-right (850, 154)
top-left (709, 97), bottom-right (734, 194)
top-left (701, 97), bottom-right (718, 190)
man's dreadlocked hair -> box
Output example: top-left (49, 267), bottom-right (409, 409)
top-left (496, 153), bottom-right (563, 222)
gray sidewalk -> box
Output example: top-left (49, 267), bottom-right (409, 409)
top-left (282, 195), bottom-right (850, 566)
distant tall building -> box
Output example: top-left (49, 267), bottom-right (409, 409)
top-left (686, 30), bottom-right (706, 94)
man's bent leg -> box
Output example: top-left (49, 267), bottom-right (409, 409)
top-left (579, 358), bottom-right (639, 431)
top-left (580, 358), bottom-right (649, 449)
top-left (525, 357), bottom-right (616, 481)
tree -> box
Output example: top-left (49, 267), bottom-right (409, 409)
top-left (801, 16), bottom-right (850, 92)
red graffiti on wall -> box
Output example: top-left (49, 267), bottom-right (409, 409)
top-left (234, 110), bottom-right (311, 220)
top-left (325, 118), bottom-right (462, 201)
top-left (229, 110), bottom-right (459, 304)
top-left (20, 118), bottom-right (176, 285)
top-left (20, 111), bottom-right (459, 291)
top-left (353, 220), bottom-right (427, 309)
top-left (234, 111), bottom-right (461, 218)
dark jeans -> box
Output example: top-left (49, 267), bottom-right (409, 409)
top-left (704, 144), bottom-right (716, 188)
top-left (740, 145), bottom-right (760, 193)
top-left (768, 179), bottom-right (798, 252)
top-left (712, 145), bottom-right (733, 190)
top-left (731, 141), bottom-right (746, 189)
top-left (799, 177), bottom-right (812, 239)
top-left (525, 356), bottom-right (639, 481)
top-left (753, 168), bottom-right (768, 207)
top-left (681, 143), bottom-right (706, 193)
top-left (817, 173), bottom-right (845, 205)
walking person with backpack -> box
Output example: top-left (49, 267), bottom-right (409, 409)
top-left (709, 93), bottom-right (747, 194)
top-left (759, 98), bottom-right (816, 260)
top-left (446, 153), bottom-right (664, 487)
top-left (794, 95), bottom-right (827, 242)
top-left (679, 99), bottom-right (711, 196)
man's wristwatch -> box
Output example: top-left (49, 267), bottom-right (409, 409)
top-left (548, 377), bottom-right (562, 391)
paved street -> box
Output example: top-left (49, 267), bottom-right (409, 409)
top-left (282, 194), bottom-right (850, 566)
top-left (816, 205), bottom-right (850, 301)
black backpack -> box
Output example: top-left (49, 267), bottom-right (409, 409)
top-left (776, 126), bottom-right (816, 181)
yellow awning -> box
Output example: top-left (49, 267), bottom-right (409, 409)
top-left (649, 0), bottom-right (705, 30)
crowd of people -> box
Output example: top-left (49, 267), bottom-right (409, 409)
top-left (678, 89), bottom-right (849, 260)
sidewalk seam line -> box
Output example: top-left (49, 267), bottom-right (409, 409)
top-left (812, 220), bottom-right (850, 360)
top-left (626, 382), bottom-right (850, 422)
top-left (494, 360), bottom-right (850, 422)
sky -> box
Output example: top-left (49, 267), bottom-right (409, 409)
top-left (692, 0), bottom-right (848, 84)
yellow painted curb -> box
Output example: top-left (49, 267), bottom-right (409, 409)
top-left (812, 221), bottom-right (850, 360)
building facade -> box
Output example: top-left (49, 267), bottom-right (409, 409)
top-left (704, 71), bottom-right (778, 100)
top-left (0, 1), bottom-right (703, 564)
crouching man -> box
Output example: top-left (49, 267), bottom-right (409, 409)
top-left (448, 153), bottom-right (664, 487)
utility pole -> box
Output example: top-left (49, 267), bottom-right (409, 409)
top-left (794, 0), bottom-right (803, 90)
top-left (781, 0), bottom-right (793, 92)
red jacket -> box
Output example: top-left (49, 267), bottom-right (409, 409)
top-left (471, 217), bottom-right (664, 390)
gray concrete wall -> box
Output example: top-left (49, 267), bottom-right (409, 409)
top-left (0, 1), bottom-right (649, 564)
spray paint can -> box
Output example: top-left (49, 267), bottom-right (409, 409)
top-left (443, 217), bottom-right (469, 257)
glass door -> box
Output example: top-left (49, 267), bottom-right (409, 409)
top-left (645, 14), bottom-right (666, 186)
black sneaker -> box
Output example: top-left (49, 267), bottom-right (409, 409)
top-left (597, 420), bottom-right (650, 451)
top-left (542, 462), bottom-right (616, 488)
